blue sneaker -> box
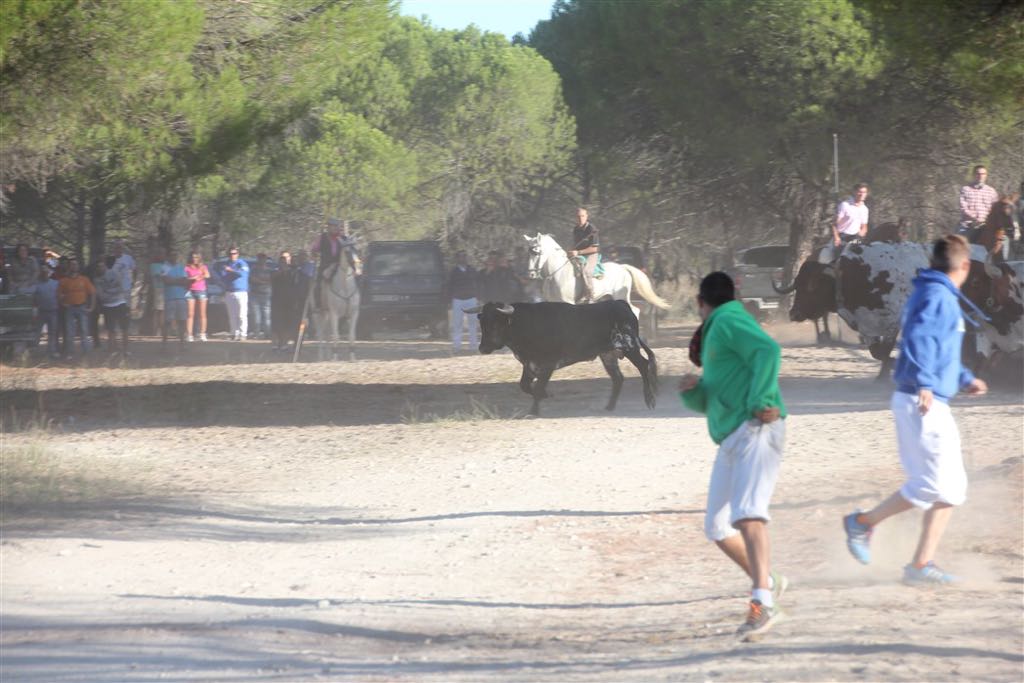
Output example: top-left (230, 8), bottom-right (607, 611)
top-left (903, 562), bottom-right (957, 585)
top-left (843, 510), bottom-right (872, 564)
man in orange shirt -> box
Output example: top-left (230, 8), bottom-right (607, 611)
top-left (58, 258), bottom-right (96, 358)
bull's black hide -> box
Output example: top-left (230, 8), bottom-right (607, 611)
top-left (476, 300), bottom-right (658, 416)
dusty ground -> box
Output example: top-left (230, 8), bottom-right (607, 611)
top-left (2, 322), bottom-right (1022, 682)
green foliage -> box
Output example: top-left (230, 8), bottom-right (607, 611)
top-left (286, 100), bottom-right (418, 220)
top-left (0, 0), bottom-right (204, 185)
top-left (531, 0), bottom-right (1022, 267)
top-left (279, 17), bottom-right (576, 245)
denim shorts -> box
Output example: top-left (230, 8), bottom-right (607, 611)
top-left (185, 290), bottom-right (207, 301)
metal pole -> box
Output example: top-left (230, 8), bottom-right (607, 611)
top-left (832, 133), bottom-right (840, 197)
top-left (832, 133), bottom-right (843, 343)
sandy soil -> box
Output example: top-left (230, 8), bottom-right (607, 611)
top-left (2, 322), bottom-right (1022, 682)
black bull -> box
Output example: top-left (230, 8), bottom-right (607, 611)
top-left (773, 260), bottom-right (836, 342)
top-left (474, 301), bottom-right (658, 416)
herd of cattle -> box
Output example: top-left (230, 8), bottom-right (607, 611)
top-left (469, 235), bottom-right (1023, 415)
top-left (775, 240), bottom-right (1024, 378)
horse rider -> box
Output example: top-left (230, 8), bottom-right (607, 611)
top-left (310, 217), bottom-right (362, 309)
top-left (567, 207), bottom-right (600, 303)
top-left (819, 183), bottom-right (870, 263)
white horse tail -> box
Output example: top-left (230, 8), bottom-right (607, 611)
top-left (621, 264), bottom-right (670, 310)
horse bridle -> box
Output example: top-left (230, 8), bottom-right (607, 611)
top-left (527, 242), bottom-right (574, 282)
top-left (322, 263), bottom-right (359, 302)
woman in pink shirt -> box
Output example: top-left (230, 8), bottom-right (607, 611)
top-left (185, 252), bottom-right (210, 342)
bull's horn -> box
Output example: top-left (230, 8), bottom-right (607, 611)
top-left (497, 304), bottom-right (515, 315)
top-left (464, 306), bottom-right (482, 314)
top-left (772, 280), bottom-right (797, 294)
top-left (522, 234), bottom-right (532, 240)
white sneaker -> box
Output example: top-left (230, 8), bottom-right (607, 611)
top-left (199, 334), bottom-right (207, 342)
top-left (187, 335), bottom-right (194, 342)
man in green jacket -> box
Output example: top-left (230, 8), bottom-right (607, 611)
top-left (679, 271), bottom-right (788, 640)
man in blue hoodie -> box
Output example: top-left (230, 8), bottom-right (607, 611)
top-left (843, 235), bottom-right (988, 585)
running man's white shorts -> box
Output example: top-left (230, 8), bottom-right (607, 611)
top-left (704, 418), bottom-right (785, 541)
top-left (892, 391), bottom-right (967, 508)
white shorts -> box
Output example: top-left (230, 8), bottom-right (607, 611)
top-left (165, 298), bottom-right (187, 322)
top-left (892, 391), bottom-right (967, 508)
top-left (704, 419), bottom-right (785, 541)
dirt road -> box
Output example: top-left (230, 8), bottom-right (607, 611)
top-left (2, 324), bottom-right (1022, 681)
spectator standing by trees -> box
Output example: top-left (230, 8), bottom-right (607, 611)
top-left (448, 250), bottom-right (479, 352)
top-left (33, 265), bottom-right (60, 359)
top-left (149, 247), bottom-right (168, 338)
top-left (271, 251), bottom-right (305, 351)
top-left (94, 257), bottom-right (130, 355)
top-left (216, 246), bottom-right (250, 341)
top-left (161, 249), bottom-right (189, 349)
top-left (479, 251), bottom-right (520, 303)
top-left (185, 251), bottom-right (210, 342)
top-left (249, 253), bottom-right (273, 339)
top-left (57, 258), bottom-right (95, 359)
top-left (5, 244), bottom-right (39, 294)
top-left (110, 240), bottom-right (136, 301)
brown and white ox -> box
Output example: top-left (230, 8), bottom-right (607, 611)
top-left (775, 220), bottom-right (912, 344)
top-left (778, 242), bottom-right (928, 378)
top-left (961, 246), bottom-right (1024, 373)
top-left (836, 241), bottom-right (930, 379)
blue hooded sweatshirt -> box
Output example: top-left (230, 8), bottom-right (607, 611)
top-left (893, 268), bottom-right (985, 402)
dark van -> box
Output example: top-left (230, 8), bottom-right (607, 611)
top-left (358, 241), bottom-right (447, 339)
top-left (731, 244), bottom-right (789, 320)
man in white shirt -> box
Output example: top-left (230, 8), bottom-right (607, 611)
top-left (833, 183), bottom-right (870, 247)
top-left (110, 241), bottom-right (136, 301)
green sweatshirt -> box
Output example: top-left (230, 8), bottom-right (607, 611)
top-left (681, 300), bottom-right (787, 444)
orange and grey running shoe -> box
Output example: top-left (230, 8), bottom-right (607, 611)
top-left (736, 599), bottom-right (785, 640)
top-left (770, 571), bottom-right (789, 605)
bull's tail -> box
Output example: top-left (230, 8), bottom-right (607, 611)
top-left (621, 264), bottom-right (670, 310)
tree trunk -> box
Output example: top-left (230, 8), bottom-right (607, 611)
top-left (87, 196), bottom-right (107, 265)
top-left (72, 193), bottom-right (87, 262)
top-left (156, 208), bottom-right (174, 252)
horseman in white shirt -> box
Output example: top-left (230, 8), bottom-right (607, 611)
top-left (820, 183), bottom-right (870, 263)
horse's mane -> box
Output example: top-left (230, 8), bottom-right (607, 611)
top-left (537, 233), bottom-right (563, 250)
top-left (985, 197), bottom-right (1015, 232)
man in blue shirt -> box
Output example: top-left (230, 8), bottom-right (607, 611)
top-left (217, 246), bottom-right (250, 341)
top-left (843, 235), bottom-right (988, 585)
top-left (162, 249), bottom-right (190, 349)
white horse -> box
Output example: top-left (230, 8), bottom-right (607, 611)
top-left (313, 260), bottom-right (360, 361)
top-left (524, 233), bottom-right (670, 319)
